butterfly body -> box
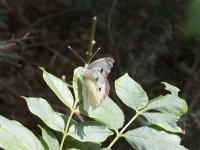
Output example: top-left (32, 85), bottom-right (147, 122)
top-left (82, 57), bottom-right (114, 111)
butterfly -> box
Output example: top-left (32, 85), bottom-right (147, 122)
top-left (68, 46), bottom-right (114, 112)
top-left (82, 57), bottom-right (114, 111)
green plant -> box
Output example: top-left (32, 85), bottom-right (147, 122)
top-left (0, 64), bottom-right (188, 150)
top-left (0, 16), bottom-right (188, 150)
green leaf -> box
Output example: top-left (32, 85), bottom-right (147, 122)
top-left (0, 115), bottom-right (44, 150)
top-left (124, 126), bottom-right (188, 150)
top-left (142, 112), bottom-right (183, 133)
top-left (39, 137), bottom-right (49, 150)
top-left (73, 67), bottom-right (84, 102)
top-left (40, 127), bottom-right (59, 150)
top-left (69, 121), bottom-right (113, 143)
top-left (78, 97), bottom-right (125, 130)
top-left (144, 83), bottom-right (188, 117)
top-left (22, 97), bottom-right (65, 132)
top-left (145, 95), bottom-right (187, 117)
top-left (101, 148), bottom-right (111, 150)
top-left (115, 73), bottom-right (148, 111)
top-left (162, 82), bottom-right (180, 96)
top-left (40, 67), bottom-right (74, 108)
top-left (66, 137), bottom-right (101, 150)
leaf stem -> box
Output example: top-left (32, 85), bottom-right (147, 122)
top-left (59, 102), bottom-right (78, 150)
top-left (107, 132), bottom-right (121, 149)
top-left (86, 16), bottom-right (97, 62)
top-left (120, 112), bottom-right (140, 134)
top-left (107, 111), bottom-right (140, 148)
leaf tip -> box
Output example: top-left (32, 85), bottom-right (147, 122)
top-left (39, 67), bottom-right (45, 71)
top-left (20, 96), bottom-right (26, 100)
top-left (161, 82), bottom-right (180, 95)
top-left (37, 124), bottom-right (42, 129)
top-left (124, 73), bottom-right (129, 77)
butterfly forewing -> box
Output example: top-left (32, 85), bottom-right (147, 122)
top-left (87, 57), bottom-right (114, 78)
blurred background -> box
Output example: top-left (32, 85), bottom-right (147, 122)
top-left (0, 0), bottom-right (200, 149)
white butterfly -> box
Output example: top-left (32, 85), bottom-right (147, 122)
top-left (82, 57), bottom-right (114, 111)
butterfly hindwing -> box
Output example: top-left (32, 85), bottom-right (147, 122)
top-left (99, 79), bottom-right (110, 101)
top-left (82, 76), bottom-right (101, 111)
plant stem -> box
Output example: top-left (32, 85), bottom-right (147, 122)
top-left (119, 112), bottom-right (140, 134)
top-left (107, 112), bottom-right (140, 148)
top-left (86, 16), bottom-right (97, 62)
top-left (59, 102), bottom-right (78, 150)
top-left (107, 133), bottom-right (120, 149)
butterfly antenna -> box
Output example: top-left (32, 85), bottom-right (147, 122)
top-left (68, 46), bottom-right (87, 64)
top-left (88, 47), bottom-right (101, 64)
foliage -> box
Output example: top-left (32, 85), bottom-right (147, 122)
top-left (0, 0), bottom-right (197, 149)
top-left (0, 66), bottom-right (188, 150)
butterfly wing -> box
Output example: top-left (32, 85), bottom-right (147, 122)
top-left (82, 57), bottom-right (114, 111)
top-left (82, 74), bottom-right (101, 111)
top-left (87, 57), bottom-right (114, 79)
top-left (88, 57), bottom-right (114, 101)
top-left (99, 79), bottom-right (110, 101)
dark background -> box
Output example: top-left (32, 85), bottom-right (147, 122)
top-left (0, 0), bottom-right (200, 149)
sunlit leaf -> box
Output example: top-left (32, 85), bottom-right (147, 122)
top-left (0, 115), bottom-right (44, 150)
top-left (142, 112), bottom-right (183, 133)
top-left (78, 97), bottom-right (125, 130)
top-left (69, 121), bottom-right (113, 143)
top-left (40, 127), bottom-right (59, 150)
top-left (162, 82), bottom-right (180, 96)
top-left (124, 126), bottom-right (188, 150)
top-left (22, 97), bottom-right (65, 132)
top-left (144, 83), bottom-right (188, 117)
top-left (115, 73), bottom-right (148, 111)
top-left (40, 67), bottom-right (74, 108)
